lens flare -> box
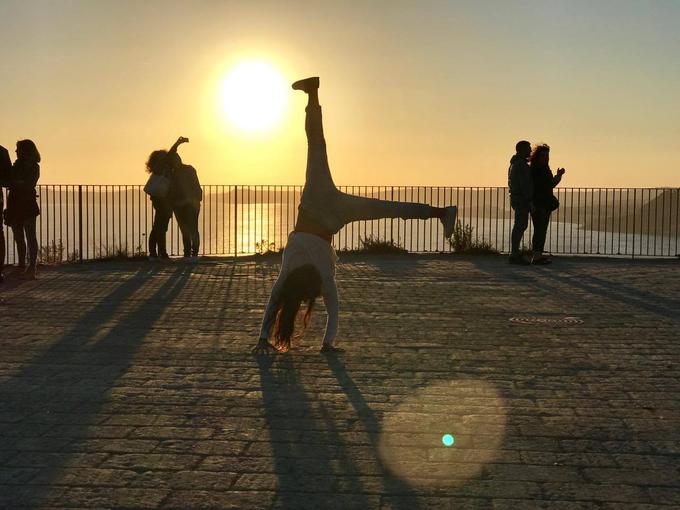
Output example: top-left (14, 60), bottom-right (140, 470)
top-left (378, 379), bottom-right (507, 488)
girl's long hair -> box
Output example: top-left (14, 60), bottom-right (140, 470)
top-left (16, 139), bottom-right (40, 164)
top-left (271, 264), bottom-right (323, 351)
top-left (146, 150), bottom-right (169, 174)
top-left (529, 143), bottom-right (550, 166)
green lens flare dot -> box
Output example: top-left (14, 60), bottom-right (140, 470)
top-left (442, 434), bottom-right (455, 447)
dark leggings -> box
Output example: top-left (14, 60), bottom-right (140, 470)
top-left (12, 217), bottom-right (38, 268)
top-left (174, 204), bottom-right (200, 256)
top-left (0, 224), bottom-right (5, 273)
top-left (149, 197), bottom-right (173, 257)
top-left (510, 200), bottom-right (530, 256)
top-left (531, 208), bottom-right (551, 254)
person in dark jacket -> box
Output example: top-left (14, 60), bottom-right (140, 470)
top-left (529, 143), bottom-right (565, 264)
top-left (168, 142), bottom-right (202, 259)
top-left (508, 140), bottom-right (533, 264)
top-left (145, 137), bottom-right (188, 259)
top-left (4, 140), bottom-right (41, 279)
top-left (0, 145), bottom-right (11, 283)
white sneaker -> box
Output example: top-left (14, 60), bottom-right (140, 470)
top-left (441, 206), bottom-right (458, 238)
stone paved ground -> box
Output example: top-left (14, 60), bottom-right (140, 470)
top-left (1, 255), bottom-right (679, 509)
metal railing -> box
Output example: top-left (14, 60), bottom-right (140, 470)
top-left (1, 186), bottom-right (679, 264)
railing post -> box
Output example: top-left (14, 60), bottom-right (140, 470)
top-left (78, 185), bottom-right (83, 262)
top-left (233, 185), bottom-right (238, 256)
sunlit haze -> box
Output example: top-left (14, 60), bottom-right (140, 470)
top-left (0, 0), bottom-right (678, 186)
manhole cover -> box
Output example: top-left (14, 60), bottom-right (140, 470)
top-left (509, 316), bottom-right (583, 325)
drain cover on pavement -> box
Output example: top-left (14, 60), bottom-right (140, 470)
top-left (509, 316), bottom-right (583, 325)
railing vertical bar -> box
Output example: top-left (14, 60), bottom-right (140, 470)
top-left (675, 188), bottom-right (679, 257)
top-left (646, 189), bottom-right (651, 256)
top-left (575, 188), bottom-right (580, 254)
top-left (625, 189), bottom-right (630, 257)
top-left (661, 188), bottom-right (666, 257)
top-left (78, 185), bottom-right (83, 261)
top-left (632, 189), bottom-right (637, 258)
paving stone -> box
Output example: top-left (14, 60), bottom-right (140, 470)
top-left (0, 256), bottom-right (678, 508)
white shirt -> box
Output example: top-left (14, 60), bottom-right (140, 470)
top-left (259, 232), bottom-right (339, 345)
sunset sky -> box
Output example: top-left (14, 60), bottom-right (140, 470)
top-left (1, 0), bottom-right (679, 187)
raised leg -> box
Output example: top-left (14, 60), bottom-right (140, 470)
top-left (335, 192), bottom-right (438, 224)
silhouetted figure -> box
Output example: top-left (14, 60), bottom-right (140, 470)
top-left (4, 140), bottom-right (40, 279)
top-left (144, 137), bottom-right (188, 259)
top-left (529, 143), bottom-right (565, 264)
top-left (168, 140), bottom-right (201, 260)
top-left (0, 145), bottom-right (11, 283)
top-left (253, 77), bottom-right (458, 355)
top-left (508, 140), bottom-right (533, 265)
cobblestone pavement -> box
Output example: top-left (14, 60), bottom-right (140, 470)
top-left (1, 255), bottom-right (679, 509)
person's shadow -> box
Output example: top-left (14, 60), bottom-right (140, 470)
top-left (0, 263), bottom-right (193, 506)
top-left (256, 351), bottom-right (397, 509)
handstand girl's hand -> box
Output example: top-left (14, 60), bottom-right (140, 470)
top-left (252, 338), bottom-right (278, 355)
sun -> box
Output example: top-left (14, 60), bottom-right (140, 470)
top-left (219, 60), bottom-right (288, 133)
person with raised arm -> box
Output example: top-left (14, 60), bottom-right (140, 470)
top-left (167, 137), bottom-right (202, 261)
top-left (253, 77), bottom-right (458, 354)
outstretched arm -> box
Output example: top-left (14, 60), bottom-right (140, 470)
top-left (253, 270), bottom-right (287, 354)
top-left (168, 136), bottom-right (189, 154)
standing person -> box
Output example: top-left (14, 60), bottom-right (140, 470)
top-left (253, 77), bottom-right (458, 354)
top-left (0, 145), bottom-right (11, 283)
top-left (168, 139), bottom-right (202, 260)
top-left (144, 137), bottom-right (188, 259)
top-left (508, 140), bottom-right (534, 265)
top-left (4, 140), bottom-right (41, 279)
top-left (529, 143), bottom-right (565, 265)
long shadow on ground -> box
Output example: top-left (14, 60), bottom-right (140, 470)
top-left (256, 354), bottom-right (380, 509)
top-left (0, 264), bottom-right (193, 507)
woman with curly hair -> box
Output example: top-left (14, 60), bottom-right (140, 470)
top-left (529, 143), bottom-right (566, 264)
top-left (253, 77), bottom-right (458, 354)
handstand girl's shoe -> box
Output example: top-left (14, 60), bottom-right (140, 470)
top-left (441, 205), bottom-right (458, 238)
top-left (292, 77), bottom-right (320, 93)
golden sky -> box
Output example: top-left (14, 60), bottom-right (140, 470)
top-left (1, 0), bottom-right (679, 187)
